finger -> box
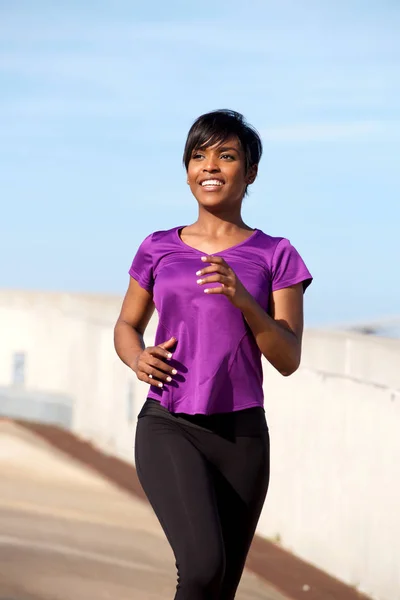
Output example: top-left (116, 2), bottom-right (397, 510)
top-left (146, 356), bottom-right (178, 376)
top-left (203, 286), bottom-right (230, 295)
top-left (138, 371), bottom-right (165, 388)
top-left (197, 274), bottom-right (230, 286)
top-left (196, 264), bottom-right (227, 277)
top-left (158, 336), bottom-right (177, 350)
top-left (201, 255), bottom-right (225, 265)
top-left (143, 364), bottom-right (175, 383)
top-left (149, 344), bottom-right (174, 361)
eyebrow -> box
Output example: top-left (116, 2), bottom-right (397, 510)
top-left (218, 146), bottom-right (239, 153)
top-left (193, 144), bottom-right (240, 155)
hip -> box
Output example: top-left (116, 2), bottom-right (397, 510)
top-left (138, 397), bottom-right (268, 437)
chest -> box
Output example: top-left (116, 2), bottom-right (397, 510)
top-left (153, 252), bottom-right (271, 311)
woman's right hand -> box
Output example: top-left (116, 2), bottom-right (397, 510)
top-left (132, 336), bottom-right (177, 388)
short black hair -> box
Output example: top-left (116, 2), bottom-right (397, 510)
top-left (183, 109), bottom-right (263, 173)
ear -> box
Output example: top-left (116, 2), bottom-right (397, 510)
top-left (245, 164), bottom-right (258, 185)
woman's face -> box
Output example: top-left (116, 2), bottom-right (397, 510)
top-left (186, 136), bottom-right (257, 210)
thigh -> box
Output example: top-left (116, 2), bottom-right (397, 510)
top-left (135, 415), bottom-right (225, 579)
top-left (213, 431), bottom-right (270, 600)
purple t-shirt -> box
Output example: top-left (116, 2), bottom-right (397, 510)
top-left (129, 226), bottom-right (312, 415)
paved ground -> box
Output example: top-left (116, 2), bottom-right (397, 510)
top-left (0, 420), bottom-right (288, 600)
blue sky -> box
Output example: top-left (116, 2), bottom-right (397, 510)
top-left (1, 0), bottom-right (399, 327)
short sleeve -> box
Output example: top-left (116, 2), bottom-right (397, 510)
top-left (271, 239), bottom-right (312, 292)
top-left (128, 234), bottom-right (154, 292)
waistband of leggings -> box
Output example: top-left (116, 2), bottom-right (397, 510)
top-left (138, 398), bottom-right (268, 436)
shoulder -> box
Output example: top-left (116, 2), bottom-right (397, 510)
top-left (136, 226), bottom-right (181, 252)
top-left (255, 231), bottom-right (312, 291)
top-left (129, 227), bottom-right (182, 287)
top-left (151, 226), bottom-right (181, 244)
top-left (254, 230), bottom-right (288, 261)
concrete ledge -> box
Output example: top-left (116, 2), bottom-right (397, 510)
top-left (0, 387), bottom-right (73, 429)
top-left (302, 329), bottom-right (400, 390)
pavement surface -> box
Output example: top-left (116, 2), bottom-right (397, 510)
top-left (0, 420), bottom-right (288, 600)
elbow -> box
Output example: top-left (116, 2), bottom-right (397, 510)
top-left (279, 354), bottom-right (301, 377)
top-left (113, 318), bottom-right (130, 351)
top-left (113, 317), bottom-right (123, 338)
top-left (113, 320), bottom-right (121, 352)
top-left (280, 365), bottom-right (298, 377)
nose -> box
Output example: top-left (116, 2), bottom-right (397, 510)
top-left (203, 155), bottom-right (220, 172)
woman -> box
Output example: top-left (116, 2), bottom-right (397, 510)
top-left (114, 109), bottom-right (312, 600)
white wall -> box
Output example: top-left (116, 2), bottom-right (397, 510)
top-left (0, 289), bottom-right (151, 455)
top-left (259, 331), bottom-right (400, 600)
top-left (0, 289), bottom-right (399, 600)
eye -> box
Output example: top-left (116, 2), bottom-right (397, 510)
top-left (220, 153), bottom-right (235, 160)
top-left (192, 152), bottom-right (204, 160)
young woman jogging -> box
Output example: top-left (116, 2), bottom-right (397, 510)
top-left (114, 109), bottom-right (312, 600)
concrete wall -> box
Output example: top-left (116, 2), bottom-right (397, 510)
top-left (0, 289), bottom-right (399, 600)
top-left (0, 386), bottom-right (73, 428)
top-left (0, 289), bottom-right (148, 458)
top-left (259, 332), bottom-right (400, 600)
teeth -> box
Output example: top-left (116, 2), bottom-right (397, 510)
top-left (201, 180), bottom-right (223, 186)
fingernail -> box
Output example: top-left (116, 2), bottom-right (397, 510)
top-left (148, 374), bottom-right (153, 379)
top-left (196, 270), bottom-right (202, 276)
top-left (166, 376), bottom-right (172, 382)
top-left (158, 383), bottom-right (163, 388)
top-left (171, 369), bottom-right (178, 375)
top-left (204, 289), bottom-right (210, 294)
top-left (197, 279), bottom-right (202, 284)
top-left (201, 256), bottom-right (207, 262)
top-left (167, 353), bottom-right (173, 359)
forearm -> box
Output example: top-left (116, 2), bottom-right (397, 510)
top-left (114, 319), bottom-right (145, 372)
top-left (240, 296), bottom-right (301, 376)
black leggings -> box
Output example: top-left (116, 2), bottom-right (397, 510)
top-left (135, 399), bottom-right (270, 600)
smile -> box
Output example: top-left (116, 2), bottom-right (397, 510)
top-left (200, 179), bottom-right (224, 187)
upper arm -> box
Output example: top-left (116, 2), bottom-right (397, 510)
top-left (268, 237), bottom-right (312, 342)
top-left (269, 283), bottom-right (304, 342)
top-left (117, 277), bottom-right (155, 335)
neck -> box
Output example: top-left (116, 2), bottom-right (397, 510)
top-left (194, 206), bottom-right (250, 235)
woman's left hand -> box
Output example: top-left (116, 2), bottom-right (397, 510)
top-left (196, 255), bottom-right (252, 311)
